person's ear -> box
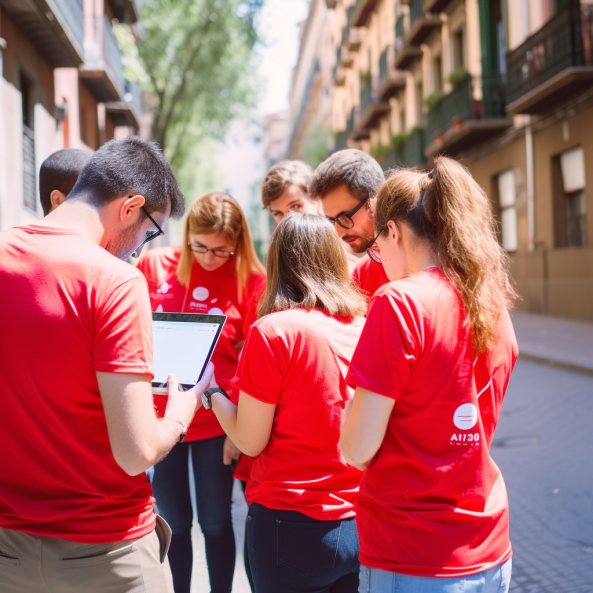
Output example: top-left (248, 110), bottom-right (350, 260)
top-left (368, 197), bottom-right (377, 216)
top-left (49, 190), bottom-right (67, 212)
top-left (387, 220), bottom-right (401, 243)
top-left (118, 194), bottom-right (146, 222)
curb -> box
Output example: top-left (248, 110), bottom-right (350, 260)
top-left (518, 352), bottom-right (593, 378)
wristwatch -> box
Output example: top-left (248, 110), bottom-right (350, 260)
top-left (202, 386), bottom-right (230, 410)
top-left (174, 420), bottom-right (187, 444)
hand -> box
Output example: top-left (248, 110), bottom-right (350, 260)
top-left (164, 362), bottom-right (215, 427)
top-left (223, 436), bottom-right (241, 465)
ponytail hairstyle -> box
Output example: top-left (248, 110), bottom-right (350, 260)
top-left (259, 213), bottom-right (367, 318)
top-left (177, 192), bottom-right (265, 302)
top-left (375, 156), bottom-right (517, 353)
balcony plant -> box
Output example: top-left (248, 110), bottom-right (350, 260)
top-left (390, 133), bottom-right (407, 149)
top-left (448, 68), bottom-right (471, 89)
top-left (424, 90), bottom-right (446, 111)
top-left (360, 71), bottom-right (372, 85)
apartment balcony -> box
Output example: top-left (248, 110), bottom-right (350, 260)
top-left (394, 9), bottom-right (425, 70)
top-left (424, 74), bottom-right (511, 157)
top-left (402, 127), bottom-right (426, 167)
top-left (79, 15), bottom-right (125, 102)
top-left (109, 0), bottom-right (142, 24)
top-left (350, 106), bottom-right (371, 141)
top-left (378, 45), bottom-right (406, 101)
top-left (382, 148), bottom-right (402, 171)
top-left (105, 79), bottom-right (142, 128)
top-left (359, 77), bottom-right (390, 130)
top-left (351, 0), bottom-right (379, 27)
top-left (325, 0), bottom-right (337, 8)
top-left (506, 3), bottom-right (593, 114)
top-left (347, 27), bottom-right (365, 51)
top-left (334, 112), bottom-right (353, 152)
top-left (423, 0), bottom-right (455, 14)
top-left (0, 0), bottom-right (85, 67)
top-left (408, 0), bottom-right (441, 45)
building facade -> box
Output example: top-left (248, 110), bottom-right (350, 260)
top-left (0, 0), bottom-right (142, 230)
top-left (289, 0), bottom-right (593, 322)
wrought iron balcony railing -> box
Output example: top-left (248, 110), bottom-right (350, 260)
top-left (56, 0), bottom-right (84, 49)
top-left (402, 128), bottom-right (426, 167)
top-left (104, 16), bottom-right (125, 97)
top-left (425, 74), bottom-right (506, 144)
top-left (506, 3), bottom-right (593, 111)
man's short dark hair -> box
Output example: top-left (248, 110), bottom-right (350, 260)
top-left (67, 136), bottom-right (185, 218)
top-left (39, 148), bottom-right (92, 215)
top-left (311, 149), bottom-right (385, 202)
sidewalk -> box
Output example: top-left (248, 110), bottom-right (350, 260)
top-left (512, 311), bottom-right (593, 375)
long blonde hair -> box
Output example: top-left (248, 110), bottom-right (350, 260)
top-left (258, 213), bottom-right (366, 318)
top-left (375, 156), bottom-right (517, 353)
top-left (177, 192), bottom-right (265, 302)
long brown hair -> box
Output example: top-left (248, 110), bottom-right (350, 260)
top-left (258, 213), bottom-right (366, 318)
top-left (177, 192), bottom-right (265, 302)
top-left (375, 156), bottom-right (517, 353)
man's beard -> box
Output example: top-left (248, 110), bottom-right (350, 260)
top-left (105, 220), bottom-right (143, 261)
top-left (342, 232), bottom-right (374, 253)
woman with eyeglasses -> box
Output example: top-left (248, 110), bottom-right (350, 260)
top-left (340, 157), bottom-right (518, 593)
top-left (137, 192), bottom-right (265, 593)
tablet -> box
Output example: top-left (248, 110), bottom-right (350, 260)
top-left (152, 312), bottom-right (226, 394)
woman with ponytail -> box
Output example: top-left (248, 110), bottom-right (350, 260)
top-left (137, 192), bottom-right (265, 593)
top-left (341, 157), bottom-right (518, 592)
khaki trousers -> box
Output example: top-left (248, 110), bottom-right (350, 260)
top-left (0, 515), bottom-right (174, 593)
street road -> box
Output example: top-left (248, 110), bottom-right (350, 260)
top-left (190, 359), bottom-right (593, 592)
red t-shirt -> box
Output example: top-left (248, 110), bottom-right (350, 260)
top-left (231, 308), bottom-right (364, 520)
top-left (138, 246), bottom-right (265, 441)
top-left (233, 250), bottom-right (361, 484)
top-left (0, 225), bottom-right (156, 544)
top-left (346, 269), bottom-right (518, 577)
top-left (352, 254), bottom-right (389, 299)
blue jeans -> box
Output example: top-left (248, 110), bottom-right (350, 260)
top-left (247, 502), bottom-right (360, 593)
top-left (152, 435), bottom-right (235, 593)
top-left (358, 558), bottom-right (512, 593)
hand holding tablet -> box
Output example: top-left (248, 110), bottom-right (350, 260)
top-left (151, 312), bottom-right (226, 395)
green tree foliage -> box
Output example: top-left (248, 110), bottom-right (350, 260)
top-left (120, 0), bottom-right (262, 187)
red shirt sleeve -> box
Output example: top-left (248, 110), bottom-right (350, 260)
top-left (94, 277), bottom-right (154, 377)
top-left (231, 322), bottom-right (285, 404)
top-left (346, 288), bottom-right (418, 400)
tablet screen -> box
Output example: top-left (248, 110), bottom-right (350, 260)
top-left (152, 313), bottom-right (226, 388)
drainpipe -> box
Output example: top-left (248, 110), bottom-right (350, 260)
top-left (525, 115), bottom-right (535, 252)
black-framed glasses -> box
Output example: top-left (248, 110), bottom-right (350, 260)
top-left (367, 228), bottom-right (387, 264)
top-left (188, 242), bottom-right (235, 259)
top-left (326, 196), bottom-right (370, 230)
top-left (132, 207), bottom-right (165, 257)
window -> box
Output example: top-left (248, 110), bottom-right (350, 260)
top-left (497, 169), bottom-right (518, 252)
top-left (433, 54), bottom-right (443, 92)
top-left (552, 146), bottom-right (589, 248)
top-left (452, 29), bottom-right (465, 70)
top-left (567, 191), bottom-right (588, 247)
top-left (20, 72), bottom-right (36, 212)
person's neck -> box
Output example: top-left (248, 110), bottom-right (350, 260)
top-left (408, 247), bottom-right (438, 275)
top-left (42, 201), bottom-right (105, 245)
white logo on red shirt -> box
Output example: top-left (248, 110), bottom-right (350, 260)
top-left (208, 307), bottom-right (224, 315)
top-left (453, 403), bottom-right (478, 430)
top-left (192, 287), bottom-right (209, 301)
top-left (157, 282), bottom-right (170, 294)
top-left (156, 304), bottom-right (164, 312)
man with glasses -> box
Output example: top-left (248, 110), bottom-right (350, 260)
top-left (0, 137), bottom-right (214, 593)
top-left (311, 149), bottom-right (390, 299)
